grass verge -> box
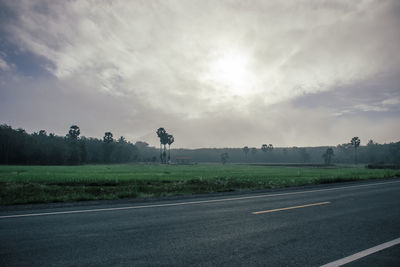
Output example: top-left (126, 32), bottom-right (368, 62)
top-left (0, 164), bottom-right (399, 205)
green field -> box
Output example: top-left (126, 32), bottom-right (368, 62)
top-left (0, 164), bottom-right (399, 205)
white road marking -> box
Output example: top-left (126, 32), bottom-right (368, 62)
top-left (320, 237), bottom-right (400, 267)
top-left (1, 179), bottom-right (399, 219)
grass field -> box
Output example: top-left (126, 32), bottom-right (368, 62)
top-left (0, 164), bottom-right (399, 205)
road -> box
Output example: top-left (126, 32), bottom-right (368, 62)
top-left (1, 179), bottom-right (400, 266)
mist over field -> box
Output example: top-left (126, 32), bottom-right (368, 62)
top-left (1, 0), bottom-right (399, 148)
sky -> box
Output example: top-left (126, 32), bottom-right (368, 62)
top-left (0, 0), bottom-right (399, 148)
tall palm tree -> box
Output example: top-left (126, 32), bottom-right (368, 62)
top-left (261, 144), bottom-right (267, 152)
top-left (351, 137), bottom-right (360, 164)
top-left (243, 146), bottom-right (249, 160)
top-left (167, 134), bottom-right (174, 163)
top-left (156, 128), bottom-right (167, 163)
top-left (261, 144), bottom-right (273, 152)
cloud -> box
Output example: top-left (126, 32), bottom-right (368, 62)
top-left (0, 53), bottom-right (13, 71)
top-left (0, 0), bottom-right (399, 147)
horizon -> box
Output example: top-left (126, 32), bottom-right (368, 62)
top-left (1, 1), bottom-right (399, 148)
top-left (2, 123), bottom-right (397, 150)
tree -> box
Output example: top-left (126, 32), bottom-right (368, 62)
top-left (220, 152), bottom-right (229, 164)
top-left (156, 128), bottom-right (172, 164)
top-left (367, 139), bottom-right (376, 146)
top-left (103, 132), bottom-right (113, 143)
top-left (103, 132), bottom-right (114, 163)
top-left (261, 144), bottom-right (273, 152)
top-left (160, 133), bottom-right (169, 164)
top-left (167, 134), bottom-right (174, 163)
top-left (67, 125), bottom-right (80, 140)
top-left (322, 147), bottom-right (334, 165)
top-left (242, 146), bottom-right (249, 160)
top-left (156, 128), bottom-right (167, 163)
top-left (350, 137), bottom-right (361, 164)
top-left (261, 144), bottom-right (273, 162)
top-left (38, 130), bottom-right (47, 136)
top-left (66, 125), bottom-right (81, 164)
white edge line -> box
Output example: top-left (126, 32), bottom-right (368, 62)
top-left (320, 237), bottom-right (400, 267)
top-left (1, 180), bottom-right (400, 219)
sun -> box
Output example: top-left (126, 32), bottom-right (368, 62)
top-left (204, 49), bottom-right (254, 97)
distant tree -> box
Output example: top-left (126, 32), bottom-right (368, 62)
top-left (103, 132), bottom-right (113, 143)
top-left (160, 133), bottom-right (169, 164)
top-left (167, 134), bottom-right (174, 163)
top-left (38, 130), bottom-right (47, 136)
top-left (350, 137), bottom-right (361, 164)
top-left (66, 125), bottom-right (81, 164)
top-left (118, 136), bottom-right (126, 144)
top-left (103, 132), bottom-right (114, 163)
top-left (367, 139), bottom-right (376, 146)
top-left (261, 144), bottom-right (267, 152)
top-left (251, 147), bottom-right (257, 155)
top-left (322, 148), bottom-right (334, 164)
top-left (156, 128), bottom-right (167, 163)
top-left (220, 152), bottom-right (229, 164)
top-left (261, 144), bottom-right (273, 152)
top-left (243, 146), bottom-right (249, 159)
top-left (67, 125), bottom-right (80, 140)
top-left (261, 144), bottom-right (273, 162)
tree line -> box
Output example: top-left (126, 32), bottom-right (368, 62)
top-left (1, 124), bottom-right (399, 165)
top-left (0, 124), bottom-right (139, 165)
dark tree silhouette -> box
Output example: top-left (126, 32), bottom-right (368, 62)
top-left (0, 124), bottom-right (140, 165)
top-left (167, 134), bottom-right (174, 163)
top-left (156, 128), bottom-right (172, 164)
top-left (38, 130), bottom-right (47, 136)
top-left (67, 125), bottom-right (80, 140)
top-left (160, 133), bottom-right (169, 164)
top-left (156, 128), bottom-right (167, 163)
top-left (103, 132), bottom-right (114, 163)
top-left (242, 146), bottom-right (249, 160)
top-left (261, 144), bottom-right (273, 153)
top-left (103, 132), bottom-right (113, 143)
top-left (322, 147), bottom-right (334, 164)
top-left (351, 137), bottom-right (361, 164)
top-left (66, 125), bottom-right (81, 164)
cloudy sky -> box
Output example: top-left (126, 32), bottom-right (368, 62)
top-left (0, 0), bottom-right (399, 148)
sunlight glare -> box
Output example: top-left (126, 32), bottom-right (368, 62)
top-left (206, 50), bottom-right (255, 97)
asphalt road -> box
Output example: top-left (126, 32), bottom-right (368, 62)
top-left (1, 179), bottom-right (400, 266)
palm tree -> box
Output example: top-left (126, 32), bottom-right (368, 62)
top-left (261, 144), bottom-right (273, 162)
top-left (156, 128), bottom-right (167, 163)
top-left (261, 144), bottom-right (273, 152)
top-left (103, 132), bottom-right (114, 163)
top-left (350, 137), bottom-right (361, 164)
top-left (167, 134), bottom-right (174, 163)
top-left (261, 144), bottom-right (267, 152)
top-left (243, 146), bottom-right (249, 160)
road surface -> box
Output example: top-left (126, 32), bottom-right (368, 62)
top-left (1, 178), bottom-right (400, 266)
